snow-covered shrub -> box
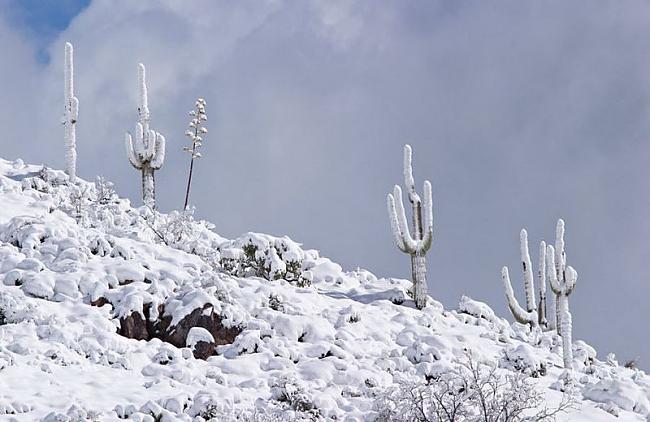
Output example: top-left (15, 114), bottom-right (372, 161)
top-left (374, 354), bottom-right (573, 422)
top-left (500, 344), bottom-right (547, 378)
top-left (219, 233), bottom-right (311, 285)
top-left (269, 377), bottom-right (321, 421)
top-left (94, 176), bottom-right (118, 205)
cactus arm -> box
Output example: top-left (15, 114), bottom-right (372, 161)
top-left (520, 229), bottom-right (536, 312)
top-left (403, 144), bottom-right (421, 205)
top-left (150, 133), bottom-right (166, 169)
top-left (132, 122), bottom-right (145, 159)
top-left (392, 185), bottom-right (418, 253)
top-left (387, 193), bottom-right (408, 253)
top-left (145, 129), bottom-right (156, 160)
top-left (546, 244), bottom-right (562, 295)
top-left (420, 180), bottom-right (433, 251)
top-left (502, 266), bottom-right (537, 326)
top-left (565, 265), bottom-right (578, 294)
top-left (125, 133), bottom-right (141, 169)
top-left (555, 218), bottom-right (566, 280)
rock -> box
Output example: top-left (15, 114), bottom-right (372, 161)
top-left (159, 304), bottom-right (240, 350)
top-left (118, 311), bottom-right (148, 340)
top-left (115, 302), bottom-right (241, 359)
top-left (192, 341), bottom-right (216, 360)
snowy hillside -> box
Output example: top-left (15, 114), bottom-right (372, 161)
top-left (0, 158), bottom-right (648, 422)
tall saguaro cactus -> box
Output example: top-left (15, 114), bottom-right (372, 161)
top-left (125, 63), bottom-right (166, 209)
top-left (387, 144), bottom-right (433, 310)
top-left (63, 42), bottom-right (79, 183)
top-left (501, 229), bottom-right (547, 328)
top-left (547, 219), bottom-right (578, 369)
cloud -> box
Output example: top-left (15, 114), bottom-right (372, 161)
top-left (1, 0), bottom-right (650, 364)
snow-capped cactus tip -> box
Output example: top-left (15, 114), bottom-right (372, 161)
top-left (387, 144), bottom-right (433, 310)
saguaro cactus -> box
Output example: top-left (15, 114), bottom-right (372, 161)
top-left (501, 229), bottom-right (548, 328)
top-left (547, 219), bottom-right (578, 369)
top-left (387, 144), bottom-right (433, 310)
top-left (125, 63), bottom-right (165, 209)
top-left (63, 42), bottom-right (79, 183)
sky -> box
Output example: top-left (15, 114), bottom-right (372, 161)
top-left (0, 1), bottom-right (649, 367)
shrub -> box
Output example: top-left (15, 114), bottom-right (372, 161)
top-left (374, 353), bottom-right (574, 422)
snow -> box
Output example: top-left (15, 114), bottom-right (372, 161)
top-left (0, 159), bottom-right (648, 421)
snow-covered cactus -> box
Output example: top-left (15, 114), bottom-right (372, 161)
top-left (387, 144), bottom-right (433, 310)
top-left (63, 42), bottom-right (79, 183)
top-left (125, 63), bottom-right (166, 209)
top-left (547, 219), bottom-right (578, 369)
top-left (501, 229), bottom-right (547, 328)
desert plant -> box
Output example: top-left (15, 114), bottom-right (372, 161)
top-left (501, 229), bottom-right (548, 328)
top-left (374, 354), bottom-right (574, 422)
top-left (125, 63), bottom-right (166, 209)
top-left (183, 98), bottom-right (207, 210)
top-left (546, 219), bottom-right (578, 370)
top-left (387, 144), bottom-right (433, 309)
top-left (63, 42), bottom-right (79, 183)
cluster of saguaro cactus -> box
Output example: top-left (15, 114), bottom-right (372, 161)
top-left (501, 219), bottom-right (578, 369)
top-left (387, 144), bottom-right (433, 310)
top-left (63, 42), bottom-right (79, 183)
top-left (125, 63), bottom-right (166, 209)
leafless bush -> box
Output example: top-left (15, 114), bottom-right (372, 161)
top-left (374, 353), bottom-right (575, 422)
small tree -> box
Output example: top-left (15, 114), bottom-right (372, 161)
top-left (125, 63), bottom-right (166, 209)
top-left (183, 98), bottom-right (207, 210)
top-left (63, 42), bottom-right (79, 183)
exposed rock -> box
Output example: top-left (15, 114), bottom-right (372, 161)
top-left (159, 304), bottom-right (240, 349)
top-left (114, 302), bottom-right (240, 359)
top-left (118, 311), bottom-right (148, 341)
top-left (192, 341), bottom-right (216, 360)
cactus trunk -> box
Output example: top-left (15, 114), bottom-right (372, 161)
top-left (63, 42), bottom-right (78, 183)
top-left (558, 294), bottom-right (573, 369)
top-left (142, 166), bottom-right (155, 209)
top-left (412, 252), bottom-right (427, 310)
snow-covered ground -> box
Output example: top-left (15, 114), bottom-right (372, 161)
top-left (0, 158), bottom-right (648, 421)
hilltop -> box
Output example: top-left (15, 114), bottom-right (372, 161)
top-left (0, 158), bottom-right (648, 421)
